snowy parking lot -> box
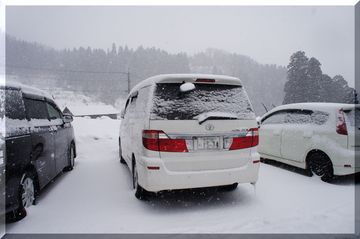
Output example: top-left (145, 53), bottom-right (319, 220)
top-left (6, 117), bottom-right (357, 233)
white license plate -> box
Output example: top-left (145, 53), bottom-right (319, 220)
top-left (196, 137), bottom-right (221, 150)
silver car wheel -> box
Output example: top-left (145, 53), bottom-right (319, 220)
top-left (70, 146), bottom-right (75, 167)
top-left (21, 176), bottom-right (35, 208)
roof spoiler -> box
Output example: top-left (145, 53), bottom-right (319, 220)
top-left (341, 104), bottom-right (360, 112)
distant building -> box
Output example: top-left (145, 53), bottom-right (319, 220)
top-left (62, 107), bottom-right (73, 116)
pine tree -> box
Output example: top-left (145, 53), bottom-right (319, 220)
top-left (283, 51), bottom-right (358, 105)
top-left (332, 75), bottom-right (359, 103)
top-left (110, 43), bottom-right (117, 56)
top-left (283, 51), bottom-right (309, 104)
top-left (306, 57), bottom-right (322, 102)
top-left (319, 74), bottom-right (333, 102)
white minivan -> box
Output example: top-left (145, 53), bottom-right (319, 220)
top-left (119, 74), bottom-right (260, 199)
top-left (258, 103), bottom-right (359, 182)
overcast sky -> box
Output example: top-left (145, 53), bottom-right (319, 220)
top-left (5, 6), bottom-right (355, 86)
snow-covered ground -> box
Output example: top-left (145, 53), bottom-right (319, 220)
top-left (6, 116), bottom-right (357, 233)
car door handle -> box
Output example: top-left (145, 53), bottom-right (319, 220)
top-left (273, 130), bottom-right (281, 136)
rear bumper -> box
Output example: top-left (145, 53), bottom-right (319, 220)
top-left (137, 151), bottom-right (260, 192)
top-left (332, 149), bottom-right (360, 176)
top-left (333, 166), bottom-right (360, 176)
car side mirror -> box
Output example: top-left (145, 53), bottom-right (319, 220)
top-left (63, 114), bottom-right (73, 123)
top-left (120, 109), bottom-right (125, 119)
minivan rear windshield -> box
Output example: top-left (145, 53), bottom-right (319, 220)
top-left (150, 83), bottom-right (255, 120)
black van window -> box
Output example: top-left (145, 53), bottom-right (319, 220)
top-left (24, 98), bottom-right (48, 120)
top-left (3, 89), bottom-right (26, 120)
top-left (47, 103), bottom-right (62, 120)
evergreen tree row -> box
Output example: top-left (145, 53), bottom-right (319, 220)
top-left (5, 35), bottom-right (190, 104)
top-left (5, 35), bottom-right (287, 114)
top-left (283, 51), bottom-right (357, 104)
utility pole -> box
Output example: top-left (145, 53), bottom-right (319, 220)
top-left (127, 68), bottom-right (130, 94)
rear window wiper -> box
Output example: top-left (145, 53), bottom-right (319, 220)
top-left (194, 111), bottom-right (239, 124)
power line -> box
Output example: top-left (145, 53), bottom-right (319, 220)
top-left (40, 88), bottom-right (128, 93)
top-left (5, 64), bottom-right (143, 82)
top-left (4, 64), bottom-right (145, 94)
top-left (5, 64), bottom-right (130, 75)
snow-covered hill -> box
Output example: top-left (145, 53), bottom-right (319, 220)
top-left (50, 89), bottom-right (123, 116)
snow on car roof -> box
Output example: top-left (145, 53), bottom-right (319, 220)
top-left (129, 74), bottom-right (242, 97)
top-left (2, 81), bottom-right (54, 100)
top-left (262, 102), bottom-right (359, 119)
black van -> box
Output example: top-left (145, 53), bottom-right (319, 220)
top-left (0, 83), bottom-right (76, 222)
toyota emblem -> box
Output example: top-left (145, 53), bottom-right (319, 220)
top-left (205, 124), bottom-right (215, 131)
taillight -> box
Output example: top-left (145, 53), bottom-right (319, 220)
top-left (229, 128), bottom-right (259, 150)
top-left (142, 130), bottom-right (188, 152)
top-left (251, 128), bottom-right (259, 146)
top-left (336, 109), bottom-right (348, 135)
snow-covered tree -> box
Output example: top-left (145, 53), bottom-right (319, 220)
top-left (283, 51), bottom-right (358, 104)
top-left (283, 51), bottom-right (309, 104)
top-left (306, 57), bottom-right (322, 102)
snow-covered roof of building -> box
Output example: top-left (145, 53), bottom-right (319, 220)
top-left (262, 102), bottom-right (360, 119)
top-left (65, 105), bottom-right (119, 116)
top-left (129, 74), bottom-right (242, 97)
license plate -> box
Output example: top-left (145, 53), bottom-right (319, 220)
top-left (196, 137), bottom-right (221, 150)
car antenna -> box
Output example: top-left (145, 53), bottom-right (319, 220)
top-left (261, 103), bottom-right (268, 113)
